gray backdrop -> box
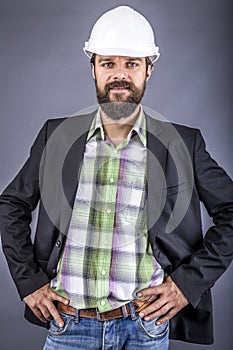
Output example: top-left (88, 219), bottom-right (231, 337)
top-left (0, 0), bottom-right (232, 349)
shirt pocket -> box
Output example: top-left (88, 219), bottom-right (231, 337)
top-left (48, 313), bottom-right (73, 336)
top-left (136, 317), bottom-right (169, 339)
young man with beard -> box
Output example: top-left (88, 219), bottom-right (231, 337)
top-left (0, 6), bottom-right (233, 350)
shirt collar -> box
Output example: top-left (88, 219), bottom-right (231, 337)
top-left (87, 106), bottom-right (147, 147)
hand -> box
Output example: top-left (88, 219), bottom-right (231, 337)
top-left (136, 276), bottom-right (189, 325)
top-left (23, 283), bottom-right (69, 327)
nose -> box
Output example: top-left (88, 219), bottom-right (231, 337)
top-left (112, 65), bottom-right (128, 80)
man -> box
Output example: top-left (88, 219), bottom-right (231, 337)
top-left (0, 5), bottom-right (232, 350)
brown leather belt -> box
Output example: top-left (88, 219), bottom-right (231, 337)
top-left (58, 299), bottom-right (151, 322)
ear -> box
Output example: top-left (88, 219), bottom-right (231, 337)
top-left (91, 64), bottom-right (96, 79)
top-left (146, 64), bottom-right (153, 81)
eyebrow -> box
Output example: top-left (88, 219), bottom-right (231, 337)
top-left (126, 57), bottom-right (144, 62)
top-left (97, 57), bottom-right (144, 63)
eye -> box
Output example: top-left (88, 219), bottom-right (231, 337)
top-left (127, 62), bottom-right (138, 68)
top-left (102, 62), bottom-right (113, 68)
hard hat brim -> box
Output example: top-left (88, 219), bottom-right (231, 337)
top-left (83, 46), bottom-right (160, 63)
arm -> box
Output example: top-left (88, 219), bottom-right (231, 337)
top-left (137, 129), bottom-right (233, 322)
top-left (171, 130), bottom-right (233, 306)
top-left (0, 121), bottom-right (49, 297)
top-left (0, 121), bottom-right (68, 326)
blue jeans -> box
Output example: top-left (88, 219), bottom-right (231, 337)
top-left (43, 303), bottom-right (169, 350)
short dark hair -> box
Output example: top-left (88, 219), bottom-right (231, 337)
top-left (145, 57), bottom-right (153, 71)
top-left (90, 53), bottom-right (96, 65)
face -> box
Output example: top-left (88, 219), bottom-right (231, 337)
top-left (92, 55), bottom-right (152, 120)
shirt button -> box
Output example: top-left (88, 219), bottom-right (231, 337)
top-left (106, 209), bottom-right (111, 214)
top-left (100, 300), bottom-right (105, 306)
top-left (109, 177), bottom-right (114, 183)
top-left (56, 240), bottom-right (61, 248)
top-left (103, 240), bottom-right (109, 245)
top-left (101, 270), bottom-right (106, 276)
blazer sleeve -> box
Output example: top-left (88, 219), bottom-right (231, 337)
top-left (0, 121), bottom-right (50, 300)
top-left (171, 129), bottom-right (233, 308)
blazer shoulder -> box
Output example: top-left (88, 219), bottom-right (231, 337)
top-left (146, 114), bottom-right (200, 142)
top-left (169, 122), bottom-right (200, 143)
top-left (146, 114), bottom-right (198, 132)
top-left (170, 121), bottom-right (199, 134)
top-left (167, 122), bottom-right (201, 153)
top-left (46, 116), bottom-right (68, 136)
top-left (45, 111), bottom-right (96, 138)
top-left (159, 119), bottom-right (199, 135)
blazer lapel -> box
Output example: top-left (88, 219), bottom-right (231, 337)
top-left (62, 112), bottom-right (96, 207)
top-left (146, 115), bottom-right (169, 231)
top-left (58, 112), bottom-right (96, 234)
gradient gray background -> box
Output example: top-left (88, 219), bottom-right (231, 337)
top-left (0, 0), bottom-right (232, 349)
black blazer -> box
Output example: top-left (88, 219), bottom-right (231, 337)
top-left (0, 112), bottom-right (233, 344)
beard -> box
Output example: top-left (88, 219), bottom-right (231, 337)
top-left (95, 79), bottom-right (146, 120)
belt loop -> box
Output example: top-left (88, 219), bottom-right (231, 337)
top-left (74, 308), bottom-right (79, 323)
top-left (96, 309), bottom-right (102, 321)
top-left (128, 301), bottom-right (137, 320)
top-left (121, 304), bottom-right (128, 318)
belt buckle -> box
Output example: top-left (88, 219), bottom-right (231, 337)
top-left (96, 304), bottom-right (129, 321)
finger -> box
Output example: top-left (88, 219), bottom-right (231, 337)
top-left (139, 301), bottom-right (170, 320)
top-left (33, 308), bottom-right (48, 323)
top-left (137, 283), bottom-right (167, 298)
top-left (139, 298), bottom-right (164, 317)
top-left (45, 301), bottom-right (65, 327)
top-left (38, 303), bottom-right (55, 322)
top-left (147, 294), bottom-right (159, 303)
top-left (137, 285), bottom-right (162, 298)
top-left (156, 308), bottom-right (176, 325)
top-left (50, 290), bottom-right (69, 305)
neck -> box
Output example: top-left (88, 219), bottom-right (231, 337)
top-left (100, 105), bottom-right (140, 146)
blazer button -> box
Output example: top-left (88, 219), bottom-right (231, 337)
top-left (56, 240), bottom-right (61, 248)
top-left (52, 268), bottom-right (56, 275)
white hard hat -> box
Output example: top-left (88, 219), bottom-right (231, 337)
top-left (83, 6), bottom-right (160, 63)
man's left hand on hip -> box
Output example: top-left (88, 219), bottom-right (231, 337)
top-left (137, 276), bottom-right (189, 325)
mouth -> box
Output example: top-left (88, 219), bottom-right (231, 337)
top-left (110, 87), bottom-right (129, 93)
top-left (107, 81), bottom-right (131, 94)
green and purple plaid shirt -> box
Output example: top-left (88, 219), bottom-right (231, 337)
top-left (51, 108), bottom-right (164, 312)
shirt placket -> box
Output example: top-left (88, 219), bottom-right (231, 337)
top-left (96, 143), bottom-right (120, 312)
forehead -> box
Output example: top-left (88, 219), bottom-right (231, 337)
top-left (95, 55), bottom-right (146, 63)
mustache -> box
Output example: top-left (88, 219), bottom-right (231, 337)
top-left (105, 80), bottom-right (132, 92)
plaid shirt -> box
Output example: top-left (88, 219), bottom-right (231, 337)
top-left (51, 108), bottom-right (164, 312)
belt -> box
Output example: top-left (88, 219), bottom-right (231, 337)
top-left (58, 299), bottom-right (151, 322)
